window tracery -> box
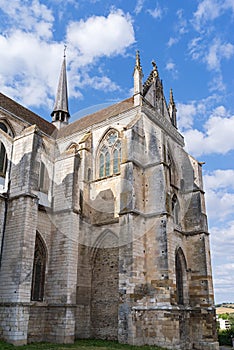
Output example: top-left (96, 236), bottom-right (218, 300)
top-left (98, 130), bottom-right (121, 178)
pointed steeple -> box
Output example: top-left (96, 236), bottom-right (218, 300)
top-left (51, 47), bottom-right (70, 129)
top-left (133, 50), bottom-right (143, 106)
top-left (168, 88), bottom-right (177, 128)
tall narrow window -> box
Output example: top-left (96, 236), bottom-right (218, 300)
top-left (172, 194), bottom-right (180, 225)
top-left (176, 253), bottom-right (184, 304)
top-left (175, 249), bottom-right (187, 305)
top-left (38, 162), bottom-right (49, 193)
top-left (0, 142), bottom-right (7, 177)
top-left (105, 151), bottom-right (110, 176)
top-left (31, 233), bottom-right (46, 301)
top-left (99, 153), bottom-right (104, 178)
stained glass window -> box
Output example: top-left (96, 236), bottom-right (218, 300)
top-left (98, 130), bottom-right (121, 178)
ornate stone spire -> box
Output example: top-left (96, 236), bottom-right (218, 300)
top-left (170, 88), bottom-right (175, 105)
top-left (168, 88), bottom-right (177, 128)
top-left (133, 50), bottom-right (143, 106)
top-left (51, 47), bottom-right (70, 129)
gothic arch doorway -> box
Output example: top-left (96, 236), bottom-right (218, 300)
top-left (90, 230), bottom-right (119, 340)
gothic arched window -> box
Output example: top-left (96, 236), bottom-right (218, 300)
top-left (175, 248), bottom-right (187, 305)
top-left (31, 233), bottom-right (46, 301)
top-left (98, 130), bottom-right (121, 178)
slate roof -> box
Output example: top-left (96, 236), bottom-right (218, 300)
top-left (57, 97), bottom-right (134, 139)
top-left (0, 92), bottom-right (135, 139)
top-left (0, 92), bottom-right (56, 136)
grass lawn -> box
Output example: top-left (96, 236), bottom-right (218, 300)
top-left (0, 339), bottom-right (168, 350)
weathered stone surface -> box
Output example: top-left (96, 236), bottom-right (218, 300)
top-left (0, 58), bottom-right (218, 349)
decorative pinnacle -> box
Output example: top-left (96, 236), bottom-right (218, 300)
top-left (136, 50), bottom-right (141, 67)
top-left (170, 88), bottom-right (175, 105)
top-left (135, 50), bottom-right (143, 73)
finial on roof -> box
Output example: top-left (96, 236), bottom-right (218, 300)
top-left (152, 60), bottom-right (158, 78)
top-left (136, 50), bottom-right (141, 69)
top-left (133, 50), bottom-right (143, 106)
top-left (64, 44), bottom-right (67, 58)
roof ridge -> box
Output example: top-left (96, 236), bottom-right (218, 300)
top-left (57, 96), bottom-right (134, 139)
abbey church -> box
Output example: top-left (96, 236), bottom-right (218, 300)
top-left (0, 53), bottom-right (218, 350)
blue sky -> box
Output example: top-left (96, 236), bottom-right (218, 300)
top-left (0, 0), bottom-right (234, 304)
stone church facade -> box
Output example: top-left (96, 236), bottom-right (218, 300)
top-left (0, 53), bottom-right (218, 349)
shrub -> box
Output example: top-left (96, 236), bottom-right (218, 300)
top-left (218, 328), bottom-right (234, 346)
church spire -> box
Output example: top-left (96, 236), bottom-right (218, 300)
top-left (51, 47), bottom-right (70, 129)
top-left (133, 50), bottom-right (143, 106)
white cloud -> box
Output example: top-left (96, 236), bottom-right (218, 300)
top-left (177, 101), bottom-right (234, 157)
top-left (205, 187), bottom-right (234, 222)
top-left (203, 169), bottom-right (234, 222)
top-left (134, 0), bottom-right (145, 14)
top-left (177, 102), bottom-right (197, 130)
top-left (210, 220), bottom-right (234, 302)
top-left (192, 0), bottom-right (234, 31)
top-left (147, 4), bottom-right (165, 19)
top-left (206, 39), bottom-right (234, 71)
top-left (78, 74), bottom-right (120, 92)
top-left (189, 37), bottom-right (234, 72)
top-left (165, 61), bottom-right (178, 79)
top-left (183, 114), bottom-right (234, 156)
top-left (0, 5), bottom-right (135, 110)
top-left (167, 37), bottom-right (179, 47)
top-left (66, 10), bottom-right (135, 66)
top-left (0, 30), bottom-right (63, 108)
top-left (165, 62), bottom-right (175, 71)
top-left (176, 9), bottom-right (188, 35)
top-left (208, 74), bottom-right (226, 92)
top-left (167, 9), bottom-right (187, 47)
top-left (0, 0), bottom-right (54, 39)
top-left (205, 169), bottom-right (234, 190)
